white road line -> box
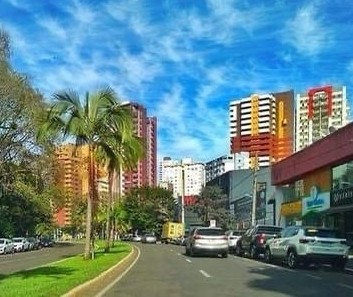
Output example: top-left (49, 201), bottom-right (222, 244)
top-left (177, 253), bottom-right (182, 256)
top-left (306, 273), bottom-right (320, 280)
top-left (337, 283), bottom-right (353, 290)
top-left (199, 270), bottom-right (211, 278)
top-left (95, 246), bottom-right (141, 297)
top-left (185, 259), bottom-right (192, 263)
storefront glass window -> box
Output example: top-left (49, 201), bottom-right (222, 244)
top-left (332, 161), bottom-right (353, 190)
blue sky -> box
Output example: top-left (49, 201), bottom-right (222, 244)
top-left (1, 0), bottom-right (353, 163)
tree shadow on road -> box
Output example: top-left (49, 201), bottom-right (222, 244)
top-left (246, 265), bottom-right (352, 297)
top-left (0, 265), bottom-right (76, 281)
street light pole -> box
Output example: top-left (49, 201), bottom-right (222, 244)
top-left (251, 152), bottom-right (259, 226)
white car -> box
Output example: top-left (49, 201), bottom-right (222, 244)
top-left (12, 237), bottom-right (30, 252)
top-left (265, 226), bottom-right (350, 270)
top-left (225, 230), bottom-right (244, 253)
top-left (0, 238), bottom-right (14, 254)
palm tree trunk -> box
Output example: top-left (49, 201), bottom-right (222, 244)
top-left (104, 170), bottom-right (113, 252)
top-left (83, 145), bottom-right (94, 260)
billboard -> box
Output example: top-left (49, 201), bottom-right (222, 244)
top-left (256, 182), bottom-right (267, 220)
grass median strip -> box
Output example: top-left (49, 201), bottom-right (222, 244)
top-left (0, 242), bottom-right (132, 297)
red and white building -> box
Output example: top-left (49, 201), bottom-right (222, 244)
top-left (295, 85), bottom-right (350, 152)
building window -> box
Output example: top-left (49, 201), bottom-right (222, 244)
top-left (332, 161), bottom-right (353, 190)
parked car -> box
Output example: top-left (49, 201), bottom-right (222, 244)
top-left (264, 226), bottom-right (350, 270)
top-left (27, 237), bottom-right (41, 250)
top-left (12, 237), bottom-right (30, 252)
top-left (0, 238), bottom-right (14, 254)
top-left (235, 225), bottom-right (282, 259)
top-left (225, 230), bottom-right (244, 254)
top-left (40, 237), bottom-right (54, 247)
top-left (132, 235), bottom-right (142, 242)
top-left (185, 227), bottom-right (228, 258)
top-left (141, 234), bottom-right (157, 244)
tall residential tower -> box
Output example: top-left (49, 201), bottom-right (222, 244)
top-left (295, 85), bottom-right (350, 151)
top-left (229, 90), bottom-right (294, 168)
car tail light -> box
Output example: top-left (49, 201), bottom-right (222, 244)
top-left (256, 233), bottom-right (266, 244)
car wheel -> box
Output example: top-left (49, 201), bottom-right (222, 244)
top-left (235, 245), bottom-right (243, 257)
top-left (222, 252), bottom-right (228, 258)
top-left (264, 248), bottom-right (272, 263)
top-left (287, 250), bottom-right (298, 269)
top-left (332, 260), bottom-right (346, 271)
top-left (185, 247), bottom-right (190, 256)
top-left (250, 245), bottom-right (258, 259)
top-left (190, 247), bottom-right (195, 257)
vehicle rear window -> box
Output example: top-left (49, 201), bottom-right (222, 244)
top-left (197, 228), bottom-right (225, 236)
top-left (257, 227), bottom-right (282, 234)
top-left (0, 240), bottom-right (4, 244)
top-left (304, 228), bottom-right (338, 238)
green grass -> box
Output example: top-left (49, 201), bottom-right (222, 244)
top-left (0, 242), bottom-right (132, 297)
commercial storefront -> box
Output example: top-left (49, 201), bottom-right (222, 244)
top-left (272, 122), bottom-right (353, 245)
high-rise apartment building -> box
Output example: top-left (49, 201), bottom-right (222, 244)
top-left (205, 153), bottom-right (250, 183)
top-left (159, 157), bottom-right (205, 198)
top-left (229, 90), bottom-right (294, 167)
top-left (121, 102), bottom-right (157, 194)
top-left (54, 144), bottom-right (109, 227)
top-left (295, 85), bottom-right (350, 151)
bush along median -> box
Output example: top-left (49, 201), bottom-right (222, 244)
top-left (0, 241), bottom-right (132, 297)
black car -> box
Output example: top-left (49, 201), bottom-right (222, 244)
top-left (40, 238), bottom-right (54, 247)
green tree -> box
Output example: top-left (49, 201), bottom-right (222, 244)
top-left (186, 185), bottom-right (229, 227)
top-left (37, 88), bottom-right (135, 260)
top-left (122, 186), bottom-right (176, 234)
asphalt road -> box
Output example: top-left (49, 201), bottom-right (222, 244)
top-left (102, 243), bottom-right (353, 297)
top-left (0, 242), bottom-right (84, 275)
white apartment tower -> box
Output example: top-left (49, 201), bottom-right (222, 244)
top-left (159, 157), bottom-right (205, 198)
top-left (205, 153), bottom-right (250, 183)
top-left (295, 85), bottom-right (350, 151)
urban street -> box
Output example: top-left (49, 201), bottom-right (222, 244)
top-left (102, 243), bottom-right (353, 297)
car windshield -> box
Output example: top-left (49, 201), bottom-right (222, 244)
top-left (197, 228), bottom-right (225, 236)
top-left (257, 227), bottom-right (282, 234)
top-left (13, 239), bottom-right (22, 243)
top-left (305, 228), bottom-right (339, 238)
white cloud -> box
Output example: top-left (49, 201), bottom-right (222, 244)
top-left (283, 3), bottom-right (331, 56)
top-left (37, 18), bottom-right (67, 40)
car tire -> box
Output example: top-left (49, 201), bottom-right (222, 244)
top-left (332, 260), bottom-right (346, 271)
top-left (287, 250), bottom-right (298, 269)
top-left (190, 247), bottom-right (195, 257)
top-left (185, 247), bottom-right (190, 256)
top-left (222, 252), bottom-right (228, 258)
top-left (264, 248), bottom-right (272, 263)
top-left (250, 245), bottom-right (258, 259)
top-left (235, 245), bottom-right (243, 257)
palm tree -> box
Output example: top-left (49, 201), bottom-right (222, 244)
top-left (97, 128), bottom-right (144, 252)
top-left (37, 87), bottom-right (134, 260)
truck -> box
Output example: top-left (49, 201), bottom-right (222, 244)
top-left (161, 222), bottom-right (185, 244)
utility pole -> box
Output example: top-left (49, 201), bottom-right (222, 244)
top-left (251, 152), bottom-right (259, 226)
top-left (181, 168), bottom-right (185, 224)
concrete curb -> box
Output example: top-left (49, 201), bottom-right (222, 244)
top-left (62, 244), bottom-right (139, 297)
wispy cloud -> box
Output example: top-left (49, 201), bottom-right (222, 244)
top-left (0, 0), bottom-right (351, 163)
top-left (283, 2), bottom-right (332, 56)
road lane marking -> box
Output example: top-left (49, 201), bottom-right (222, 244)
top-left (95, 246), bottom-right (141, 297)
top-left (306, 274), bottom-right (320, 280)
top-left (185, 259), bottom-right (192, 263)
top-left (177, 253), bottom-right (182, 256)
top-left (337, 283), bottom-right (353, 290)
top-left (199, 270), bottom-right (211, 278)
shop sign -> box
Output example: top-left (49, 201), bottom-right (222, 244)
top-left (331, 187), bottom-right (353, 207)
top-left (280, 200), bottom-right (302, 216)
top-left (302, 186), bottom-right (330, 216)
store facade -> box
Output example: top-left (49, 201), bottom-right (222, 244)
top-left (272, 122), bottom-right (353, 245)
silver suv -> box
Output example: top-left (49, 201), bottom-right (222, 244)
top-left (265, 226), bottom-right (350, 270)
top-left (185, 227), bottom-right (228, 258)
